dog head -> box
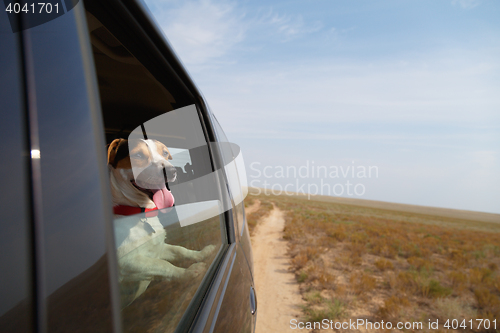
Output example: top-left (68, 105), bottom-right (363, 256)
top-left (108, 138), bottom-right (176, 209)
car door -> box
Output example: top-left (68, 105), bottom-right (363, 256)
top-left (0, 9), bottom-right (35, 333)
top-left (13, 3), bottom-right (119, 332)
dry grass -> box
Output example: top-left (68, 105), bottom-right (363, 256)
top-left (378, 295), bottom-right (411, 319)
top-left (244, 198), bottom-right (273, 235)
top-left (248, 191), bottom-right (500, 331)
top-left (375, 258), bottom-right (394, 271)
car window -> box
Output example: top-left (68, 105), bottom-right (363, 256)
top-left (212, 116), bottom-right (248, 236)
top-left (85, 10), bottom-right (227, 332)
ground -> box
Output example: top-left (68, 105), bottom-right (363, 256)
top-left (245, 192), bottom-right (500, 333)
top-left (250, 201), bottom-right (304, 332)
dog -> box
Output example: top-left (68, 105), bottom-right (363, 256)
top-left (107, 138), bottom-right (215, 306)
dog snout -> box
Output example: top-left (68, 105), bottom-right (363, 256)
top-left (164, 165), bottom-right (177, 183)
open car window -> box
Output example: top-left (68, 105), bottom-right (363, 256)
top-left (85, 10), bottom-right (228, 332)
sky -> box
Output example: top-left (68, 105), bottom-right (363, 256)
top-left (144, 0), bottom-right (500, 214)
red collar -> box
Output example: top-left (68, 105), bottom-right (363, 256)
top-left (114, 205), bottom-right (160, 217)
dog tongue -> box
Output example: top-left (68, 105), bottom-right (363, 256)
top-left (152, 187), bottom-right (174, 209)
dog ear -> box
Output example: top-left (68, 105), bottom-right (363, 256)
top-left (108, 139), bottom-right (128, 168)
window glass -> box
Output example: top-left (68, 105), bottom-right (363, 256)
top-left (212, 116), bottom-right (248, 236)
top-left (169, 148), bottom-right (192, 171)
top-left (86, 11), bottom-right (226, 331)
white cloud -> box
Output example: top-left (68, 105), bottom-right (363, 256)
top-left (199, 52), bottom-right (500, 139)
top-left (145, 0), bottom-right (246, 66)
top-left (452, 0), bottom-right (481, 9)
top-left (144, 0), bottom-right (325, 67)
top-left (259, 10), bottom-right (323, 42)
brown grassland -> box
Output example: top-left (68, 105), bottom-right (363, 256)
top-left (244, 197), bottom-right (273, 236)
top-left (245, 192), bottom-right (500, 332)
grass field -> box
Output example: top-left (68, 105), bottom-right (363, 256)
top-left (245, 192), bottom-right (500, 332)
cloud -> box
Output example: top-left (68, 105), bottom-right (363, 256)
top-left (144, 0), bottom-right (325, 67)
top-left (259, 10), bottom-right (323, 42)
top-left (451, 0), bottom-right (481, 9)
top-left (145, 0), bottom-right (246, 66)
top-left (200, 51), bottom-right (500, 138)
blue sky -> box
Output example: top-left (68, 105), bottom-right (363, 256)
top-left (144, 0), bottom-right (500, 213)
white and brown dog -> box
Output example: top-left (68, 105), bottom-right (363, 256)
top-left (108, 138), bottom-right (177, 212)
top-left (107, 138), bottom-right (215, 306)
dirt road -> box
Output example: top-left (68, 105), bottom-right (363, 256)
top-left (245, 200), bottom-right (261, 215)
top-left (251, 205), bottom-right (304, 333)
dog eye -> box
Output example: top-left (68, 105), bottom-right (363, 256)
top-left (163, 151), bottom-right (169, 157)
top-left (133, 153), bottom-right (144, 159)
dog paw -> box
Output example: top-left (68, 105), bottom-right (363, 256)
top-left (185, 262), bottom-right (207, 278)
top-left (199, 244), bottom-right (216, 260)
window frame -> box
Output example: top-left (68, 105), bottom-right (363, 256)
top-left (82, 0), bottom-right (240, 331)
top-left (0, 10), bottom-right (35, 333)
top-left (84, 0), bottom-right (235, 238)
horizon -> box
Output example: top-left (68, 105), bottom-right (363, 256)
top-left (247, 186), bottom-right (500, 221)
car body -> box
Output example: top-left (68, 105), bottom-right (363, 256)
top-left (0, 1), bottom-right (255, 332)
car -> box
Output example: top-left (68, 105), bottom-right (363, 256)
top-left (0, 0), bottom-right (256, 332)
